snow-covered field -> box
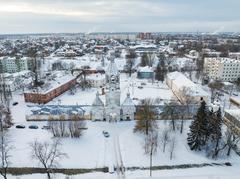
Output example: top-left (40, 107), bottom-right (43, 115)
top-left (8, 91), bottom-right (240, 169)
top-left (7, 165), bottom-right (240, 179)
top-left (7, 120), bottom-right (240, 169)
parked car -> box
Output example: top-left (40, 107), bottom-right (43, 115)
top-left (41, 125), bottom-right (51, 130)
top-left (12, 102), bottom-right (18, 106)
top-left (102, 131), bottom-right (110, 138)
top-left (16, 125), bottom-right (25, 129)
top-left (29, 125), bottom-right (38, 129)
top-left (138, 86), bottom-right (143, 89)
top-left (233, 93), bottom-right (238, 96)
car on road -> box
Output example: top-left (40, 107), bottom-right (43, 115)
top-left (102, 130), bottom-right (110, 138)
top-left (29, 125), bottom-right (38, 129)
top-left (137, 86), bottom-right (143, 89)
top-left (16, 125), bottom-right (25, 129)
top-left (12, 102), bottom-right (18, 106)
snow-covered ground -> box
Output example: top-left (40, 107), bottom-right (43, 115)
top-left (9, 89), bottom-right (240, 170)
top-left (43, 73), bottom-right (174, 106)
top-left (7, 165), bottom-right (240, 179)
top-left (6, 120), bottom-right (240, 169)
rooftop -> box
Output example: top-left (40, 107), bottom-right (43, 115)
top-left (225, 109), bottom-right (240, 122)
top-left (25, 71), bottom-right (76, 94)
top-left (167, 71), bottom-right (209, 97)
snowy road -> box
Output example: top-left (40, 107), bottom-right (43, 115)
top-left (107, 123), bottom-right (126, 178)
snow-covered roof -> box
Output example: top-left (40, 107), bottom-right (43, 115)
top-left (87, 74), bottom-right (105, 81)
top-left (137, 66), bottom-right (153, 73)
top-left (25, 71), bottom-right (76, 94)
top-left (205, 57), bottom-right (240, 65)
top-left (225, 109), bottom-right (240, 122)
top-left (106, 58), bottom-right (119, 76)
top-left (122, 93), bottom-right (135, 106)
top-left (167, 71), bottom-right (208, 97)
top-left (92, 92), bottom-right (104, 106)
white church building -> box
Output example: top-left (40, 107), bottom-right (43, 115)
top-left (90, 58), bottom-right (136, 122)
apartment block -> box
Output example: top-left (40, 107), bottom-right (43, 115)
top-left (204, 57), bottom-right (240, 82)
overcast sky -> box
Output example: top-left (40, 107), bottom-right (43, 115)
top-left (0, 0), bottom-right (239, 34)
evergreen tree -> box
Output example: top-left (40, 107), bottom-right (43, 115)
top-left (187, 101), bottom-right (208, 150)
top-left (212, 108), bottom-right (223, 158)
top-left (155, 59), bottom-right (166, 82)
top-left (140, 52), bottom-right (149, 67)
top-left (155, 63), bottom-right (162, 81)
top-left (207, 108), bottom-right (215, 141)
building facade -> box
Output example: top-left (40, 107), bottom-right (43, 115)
top-left (0, 57), bottom-right (28, 73)
top-left (90, 58), bottom-right (136, 122)
top-left (24, 78), bottom-right (76, 104)
top-left (204, 57), bottom-right (240, 82)
top-left (166, 71), bottom-right (209, 104)
top-left (137, 66), bottom-right (154, 79)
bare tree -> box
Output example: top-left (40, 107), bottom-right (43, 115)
top-left (59, 115), bottom-right (68, 137)
top-left (161, 128), bottom-right (170, 153)
top-left (144, 130), bottom-right (158, 177)
top-left (48, 115), bottom-right (86, 138)
top-left (178, 87), bottom-right (195, 133)
top-left (162, 101), bottom-right (179, 131)
top-left (134, 99), bottom-right (157, 135)
top-left (208, 81), bottom-right (224, 103)
top-left (27, 46), bottom-right (40, 87)
top-left (0, 133), bottom-right (12, 179)
top-left (125, 49), bottom-right (136, 77)
top-left (0, 105), bottom-right (13, 129)
top-left (0, 74), bottom-right (12, 112)
top-left (0, 111), bottom-right (13, 179)
top-left (68, 115), bottom-right (86, 138)
top-left (147, 53), bottom-right (155, 67)
top-left (224, 129), bottom-right (240, 156)
top-left (48, 120), bottom-right (60, 137)
top-left (169, 136), bottom-right (176, 160)
top-left (30, 139), bottom-right (67, 179)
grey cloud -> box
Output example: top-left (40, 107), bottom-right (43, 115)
top-left (0, 0), bottom-right (239, 33)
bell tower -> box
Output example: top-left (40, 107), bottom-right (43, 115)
top-left (105, 57), bottom-right (120, 106)
top-left (105, 57), bottom-right (121, 121)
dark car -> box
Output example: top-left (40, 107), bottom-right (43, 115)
top-left (102, 131), bottom-right (110, 138)
top-left (16, 125), bottom-right (25, 129)
top-left (29, 125), bottom-right (38, 129)
top-left (12, 102), bottom-right (18, 106)
top-left (41, 125), bottom-right (51, 130)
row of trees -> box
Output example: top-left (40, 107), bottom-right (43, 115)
top-left (48, 115), bottom-right (86, 138)
top-left (134, 99), bottom-right (179, 176)
top-left (0, 74), bottom-right (13, 179)
top-left (135, 98), bottom-right (240, 177)
top-left (188, 100), bottom-right (240, 159)
top-left (134, 99), bottom-right (158, 176)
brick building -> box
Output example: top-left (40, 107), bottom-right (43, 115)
top-left (24, 76), bottom-right (76, 104)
